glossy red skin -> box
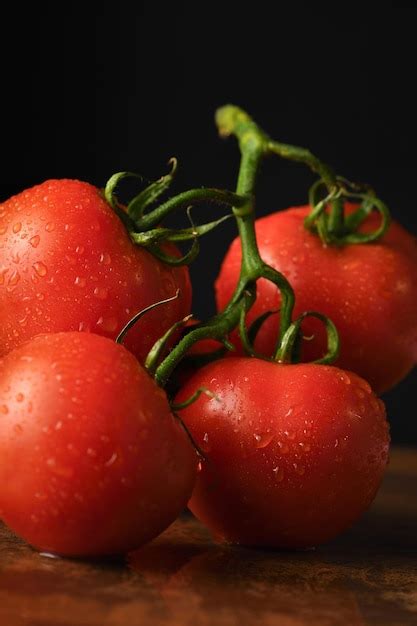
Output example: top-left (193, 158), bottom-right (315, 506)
top-left (175, 358), bottom-right (390, 548)
top-left (0, 332), bottom-right (197, 557)
top-left (0, 180), bottom-right (191, 362)
top-left (215, 205), bottom-right (417, 393)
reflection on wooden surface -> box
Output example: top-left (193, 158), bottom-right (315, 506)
top-left (0, 448), bottom-right (416, 625)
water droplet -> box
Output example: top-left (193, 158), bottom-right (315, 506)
top-left (78, 321), bottom-right (91, 332)
top-left (87, 448), bottom-right (97, 457)
top-left (55, 420), bottom-right (63, 430)
top-left (284, 407), bottom-right (294, 418)
top-left (293, 463), bottom-right (305, 476)
top-left (298, 442), bottom-right (311, 452)
top-left (8, 270), bottom-right (20, 286)
top-left (273, 466), bottom-right (284, 481)
top-left (197, 461), bottom-right (203, 473)
top-left (277, 441), bottom-right (289, 454)
top-left (13, 222), bottom-right (22, 233)
top-left (0, 225), bottom-right (7, 235)
top-left (16, 392), bottom-right (24, 402)
top-left (33, 262), bottom-right (47, 277)
top-left (0, 268), bottom-right (8, 285)
top-left (334, 438), bottom-right (339, 447)
top-left (75, 245), bottom-right (85, 254)
top-left (284, 430), bottom-right (296, 440)
top-left (200, 432), bottom-right (211, 452)
top-left (29, 235), bottom-right (40, 248)
top-left (339, 373), bottom-right (351, 385)
top-left (99, 252), bottom-right (111, 265)
top-left (105, 452), bottom-right (118, 467)
top-left (45, 222), bottom-right (55, 232)
top-left (93, 286), bottom-right (108, 300)
top-left (253, 432), bottom-right (274, 449)
top-left (96, 316), bottom-right (118, 333)
top-left (74, 276), bottom-right (86, 287)
top-left (13, 424), bottom-right (23, 434)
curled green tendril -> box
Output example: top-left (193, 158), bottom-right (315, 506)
top-left (127, 158), bottom-right (178, 221)
top-left (276, 311), bottom-right (340, 365)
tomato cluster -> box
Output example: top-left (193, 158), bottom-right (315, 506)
top-left (0, 105), bottom-right (413, 557)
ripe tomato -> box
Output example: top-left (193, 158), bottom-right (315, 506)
top-left (0, 179), bottom-right (191, 361)
top-left (215, 205), bottom-right (417, 393)
top-left (175, 357), bottom-right (390, 548)
top-left (0, 332), bottom-right (197, 557)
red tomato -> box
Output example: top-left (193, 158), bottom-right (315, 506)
top-left (0, 179), bottom-right (191, 361)
top-left (175, 357), bottom-right (390, 548)
top-left (215, 205), bottom-right (417, 393)
top-left (0, 332), bottom-right (197, 557)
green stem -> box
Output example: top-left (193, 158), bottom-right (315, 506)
top-left (154, 107), bottom-right (296, 387)
top-left (268, 139), bottom-right (344, 237)
top-left (134, 188), bottom-right (249, 232)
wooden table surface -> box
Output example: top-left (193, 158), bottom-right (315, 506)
top-left (1, 447), bottom-right (416, 626)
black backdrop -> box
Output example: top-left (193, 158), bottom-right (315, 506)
top-left (1, 4), bottom-right (416, 443)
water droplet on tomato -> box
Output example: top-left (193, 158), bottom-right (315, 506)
top-left (293, 463), bottom-right (305, 476)
top-left (0, 405), bottom-right (8, 414)
top-left (105, 452), bottom-right (118, 467)
top-left (201, 432), bottom-right (211, 452)
top-left (29, 234), bottom-right (40, 248)
top-left (197, 461), bottom-right (203, 473)
top-left (55, 420), bottom-right (63, 430)
top-left (339, 373), bottom-right (351, 384)
top-left (277, 441), bottom-right (289, 454)
top-left (78, 321), bottom-right (91, 332)
top-left (253, 432), bottom-right (274, 449)
top-left (13, 423), bottom-right (23, 434)
top-left (8, 270), bottom-right (20, 286)
top-left (93, 286), bottom-right (108, 300)
top-left (45, 222), bottom-right (55, 232)
top-left (87, 448), bottom-right (97, 457)
top-left (33, 262), bottom-right (47, 277)
top-left (74, 276), bottom-right (86, 287)
top-left (0, 225), bottom-right (7, 235)
top-left (284, 430), bottom-right (296, 440)
top-left (284, 406), bottom-right (294, 418)
top-left (273, 466), bottom-right (284, 481)
top-left (96, 316), bottom-right (118, 333)
top-left (99, 252), bottom-right (111, 265)
top-left (16, 392), bottom-right (24, 402)
top-left (75, 245), bottom-right (85, 254)
top-left (13, 222), bottom-right (22, 233)
top-left (0, 268), bottom-right (8, 285)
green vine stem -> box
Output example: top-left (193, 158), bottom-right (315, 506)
top-left (153, 109), bottom-right (302, 386)
top-left (218, 105), bottom-right (390, 246)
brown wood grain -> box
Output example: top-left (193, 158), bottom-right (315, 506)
top-left (0, 447), bottom-right (416, 626)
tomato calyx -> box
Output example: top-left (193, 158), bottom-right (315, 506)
top-left (104, 159), bottom-right (250, 266)
top-left (305, 176), bottom-right (391, 245)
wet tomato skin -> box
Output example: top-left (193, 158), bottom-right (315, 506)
top-left (0, 332), bottom-right (197, 557)
top-left (175, 357), bottom-right (390, 549)
top-left (215, 205), bottom-right (417, 393)
top-left (0, 179), bottom-right (191, 362)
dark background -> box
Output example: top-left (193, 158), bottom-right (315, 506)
top-left (1, 4), bottom-right (416, 443)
